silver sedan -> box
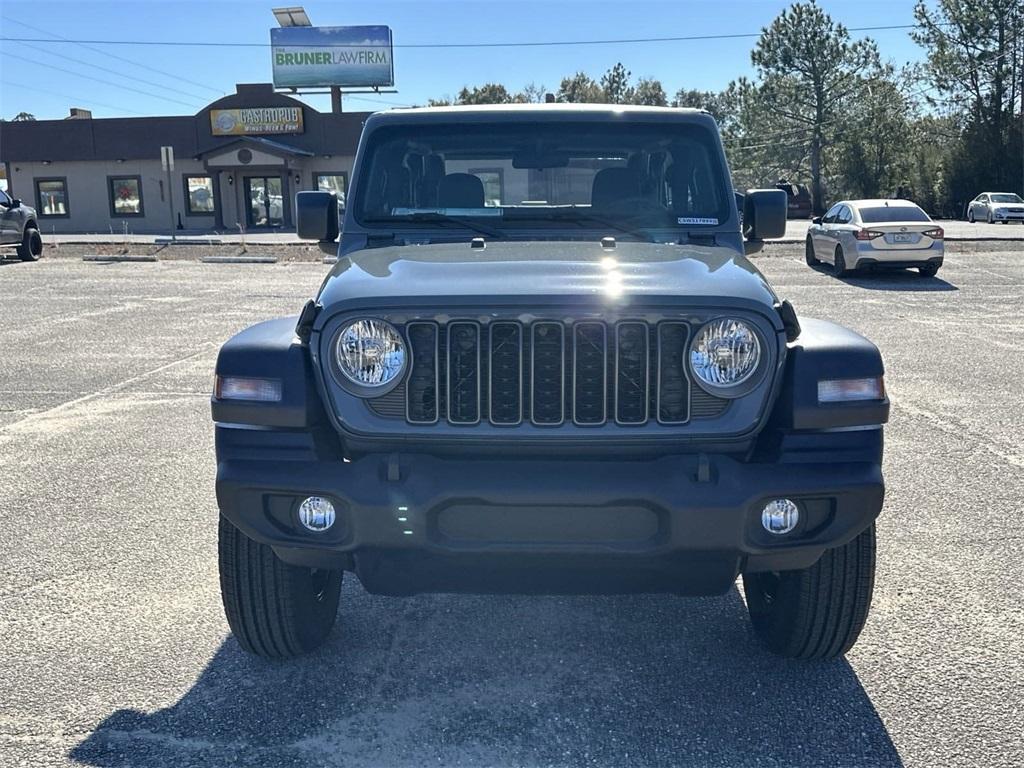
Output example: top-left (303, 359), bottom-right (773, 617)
top-left (966, 192), bottom-right (1024, 224)
top-left (805, 199), bottom-right (945, 278)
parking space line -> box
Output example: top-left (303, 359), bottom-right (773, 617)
top-left (0, 345), bottom-right (217, 435)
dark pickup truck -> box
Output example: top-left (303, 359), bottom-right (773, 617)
top-left (0, 188), bottom-right (42, 261)
top-left (211, 105), bottom-right (888, 660)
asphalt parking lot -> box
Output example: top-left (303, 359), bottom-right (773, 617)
top-left (1, 244), bottom-right (1022, 767)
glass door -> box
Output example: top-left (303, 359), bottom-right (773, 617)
top-left (244, 176), bottom-right (284, 228)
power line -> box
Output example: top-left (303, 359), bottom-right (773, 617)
top-left (342, 94), bottom-right (414, 108)
top-left (11, 52), bottom-right (205, 110)
top-left (724, 123), bottom-right (815, 147)
top-left (0, 17), bottom-right (224, 95)
top-left (0, 24), bottom-right (928, 51)
top-left (6, 39), bottom-right (210, 106)
top-left (0, 80), bottom-right (147, 116)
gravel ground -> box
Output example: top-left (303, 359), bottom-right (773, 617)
top-left (0, 244), bottom-right (1022, 767)
top-left (36, 242), bottom-right (331, 262)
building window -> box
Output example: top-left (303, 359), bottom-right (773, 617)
top-left (184, 175), bottom-right (215, 215)
top-left (108, 175), bottom-right (144, 217)
top-left (316, 173), bottom-right (347, 207)
top-left (35, 178), bottom-right (69, 217)
top-left (469, 168), bottom-right (504, 206)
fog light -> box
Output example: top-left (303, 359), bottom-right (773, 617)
top-left (761, 499), bottom-right (799, 535)
top-left (298, 496), bottom-right (335, 532)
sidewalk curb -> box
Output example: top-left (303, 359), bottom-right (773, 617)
top-left (156, 237), bottom-right (224, 245)
top-left (200, 255), bottom-right (278, 264)
top-left (82, 254), bottom-right (158, 263)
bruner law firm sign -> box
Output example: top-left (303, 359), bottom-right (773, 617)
top-left (210, 107), bottom-right (304, 136)
top-left (270, 25), bottom-right (394, 88)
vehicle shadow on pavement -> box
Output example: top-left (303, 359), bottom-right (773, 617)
top-left (811, 264), bottom-right (958, 292)
top-left (69, 585), bottom-right (902, 767)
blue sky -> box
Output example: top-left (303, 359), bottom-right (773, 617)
top-left (0, 0), bottom-right (928, 120)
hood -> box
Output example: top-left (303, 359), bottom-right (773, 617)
top-left (316, 240), bottom-right (779, 311)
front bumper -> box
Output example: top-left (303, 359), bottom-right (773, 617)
top-left (216, 430), bottom-right (884, 596)
top-left (992, 210), bottom-right (1024, 221)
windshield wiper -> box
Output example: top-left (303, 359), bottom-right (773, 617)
top-left (517, 210), bottom-right (655, 242)
top-left (370, 212), bottom-right (504, 239)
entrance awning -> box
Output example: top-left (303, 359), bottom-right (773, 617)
top-left (200, 136), bottom-right (315, 167)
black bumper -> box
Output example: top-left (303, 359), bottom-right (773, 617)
top-left (857, 256), bottom-right (943, 270)
top-left (216, 429), bottom-right (884, 597)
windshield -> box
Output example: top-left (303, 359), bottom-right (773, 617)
top-left (990, 193), bottom-right (1023, 204)
top-left (858, 205), bottom-right (930, 223)
top-left (353, 121), bottom-right (731, 236)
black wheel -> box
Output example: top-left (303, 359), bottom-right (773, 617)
top-left (804, 236), bottom-right (819, 266)
top-left (967, 210), bottom-right (975, 223)
top-left (743, 524), bottom-right (876, 660)
top-left (987, 210), bottom-right (994, 224)
top-left (218, 516), bottom-right (342, 658)
top-left (833, 245), bottom-right (849, 277)
top-left (919, 263), bottom-right (940, 278)
top-left (16, 227), bottom-right (42, 261)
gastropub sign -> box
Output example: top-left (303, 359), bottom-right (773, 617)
top-left (210, 107), bottom-right (304, 136)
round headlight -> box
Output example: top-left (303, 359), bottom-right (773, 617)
top-left (690, 318), bottom-right (761, 392)
top-left (334, 319), bottom-right (406, 388)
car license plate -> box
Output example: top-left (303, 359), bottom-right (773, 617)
top-left (893, 233), bottom-right (914, 243)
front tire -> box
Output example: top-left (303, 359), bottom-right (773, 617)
top-left (17, 227), bottom-right (42, 261)
top-left (218, 516), bottom-right (342, 658)
top-left (804, 236), bottom-right (820, 266)
top-left (743, 524), bottom-right (876, 660)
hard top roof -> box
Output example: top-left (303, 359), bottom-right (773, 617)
top-left (364, 103), bottom-right (714, 127)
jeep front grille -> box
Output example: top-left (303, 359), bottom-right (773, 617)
top-left (383, 319), bottom-right (729, 427)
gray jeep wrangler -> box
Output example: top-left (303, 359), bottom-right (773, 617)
top-left (212, 105), bottom-right (888, 660)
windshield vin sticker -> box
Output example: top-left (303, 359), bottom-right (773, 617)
top-left (678, 217), bottom-right (719, 225)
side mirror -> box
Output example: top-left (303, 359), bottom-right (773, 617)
top-left (6, 198), bottom-right (21, 208)
top-left (296, 191), bottom-right (340, 242)
top-left (811, 216), bottom-right (823, 225)
top-left (743, 189), bottom-right (787, 241)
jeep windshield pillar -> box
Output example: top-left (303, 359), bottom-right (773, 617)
top-left (212, 105), bottom-right (888, 660)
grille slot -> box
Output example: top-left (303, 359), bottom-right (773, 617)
top-left (531, 322), bottom-right (565, 425)
top-left (573, 322), bottom-right (607, 425)
top-left (656, 322), bottom-right (691, 424)
top-left (615, 322), bottom-right (649, 424)
top-left (447, 322), bottom-right (481, 424)
top-left (489, 322), bottom-right (523, 425)
top-left (406, 322), bottom-right (439, 424)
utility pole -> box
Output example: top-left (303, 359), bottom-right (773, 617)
top-left (161, 145), bottom-right (176, 243)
